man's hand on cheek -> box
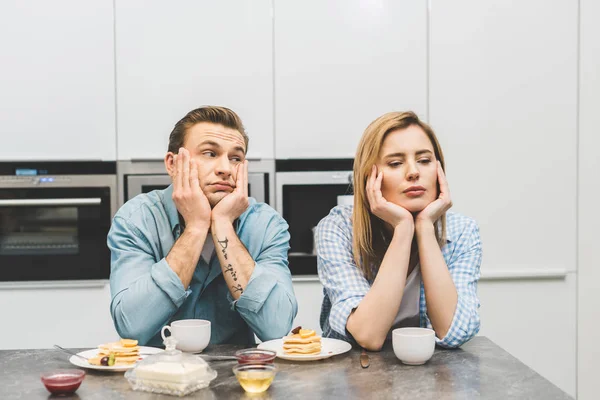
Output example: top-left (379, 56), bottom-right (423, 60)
top-left (172, 148), bottom-right (212, 232)
top-left (211, 160), bottom-right (249, 224)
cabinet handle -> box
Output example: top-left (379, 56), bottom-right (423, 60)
top-left (0, 198), bottom-right (101, 207)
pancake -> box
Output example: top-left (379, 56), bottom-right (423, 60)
top-left (88, 338), bottom-right (141, 366)
top-left (282, 336), bottom-right (321, 344)
top-left (283, 328), bottom-right (322, 355)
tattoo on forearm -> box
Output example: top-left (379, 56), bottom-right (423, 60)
top-left (224, 264), bottom-right (238, 281)
top-left (219, 237), bottom-right (242, 291)
top-left (232, 284), bottom-right (244, 294)
top-left (217, 237), bottom-right (229, 260)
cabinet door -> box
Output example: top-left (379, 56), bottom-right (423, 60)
top-left (0, 1), bottom-right (115, 160)
top-left (116, 0), bottom-right (273, 160)
top-left (430, 0), bottom-right (577, 275)
top-left (275, 0), bottom-right (428, 159)
top-left (578, 0), bottom-right (600, 397)
top-left (292, 280), bottom-right (324, 334)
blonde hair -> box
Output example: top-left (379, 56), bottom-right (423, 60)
top-left (352, 111), bottom-right (447, 280)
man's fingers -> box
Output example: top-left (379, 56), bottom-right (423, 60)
top-left (189, 159), bottom-right (200, 192)
top-left (181, 148), bottom-right (190, 190)
top-left (175, 152), bottom-right (183, 189)
top-left (242, 160), bottom-right (248, 197)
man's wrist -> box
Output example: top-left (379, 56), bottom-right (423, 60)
top-left (183, 222), bottom-right (210, 237)
top-left (211, 216), bottom-right (234, 230)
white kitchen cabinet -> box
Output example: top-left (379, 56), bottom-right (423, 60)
top-left (429, 1), bottom-right (578, 396)
top-left (274, 0), bottom-right (428, 159)
top-left (478, 276), bottom-right (576, 397)
top-left (0, 1), bottom-right (116, 161)
top-left (578, 0), bottom-right (600, 398)
top-left (115, 0), bottom-right (274, 161)
top-left (292, 279), bottom-right (324, 334)
top-left (0, 283), bottom-right (118, 350)
top-left (429, 0), bottom-right (578, 276)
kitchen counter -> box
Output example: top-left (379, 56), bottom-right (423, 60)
top-left (0, 336), bottom-right (571, 399)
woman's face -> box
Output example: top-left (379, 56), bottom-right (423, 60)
top-left (376, 125), bottom-right (439, 213)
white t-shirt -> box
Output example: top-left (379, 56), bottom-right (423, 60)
top-left (388, 264), bottom-right (421, 336)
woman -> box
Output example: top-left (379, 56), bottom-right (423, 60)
top-left (316, 111), bottom-right (481, 350)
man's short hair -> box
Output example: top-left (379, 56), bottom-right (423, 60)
top-left (168, 106), bottom-right (249, 154)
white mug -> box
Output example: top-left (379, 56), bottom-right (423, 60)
top-left (161, 319), bottom-right (211, 353)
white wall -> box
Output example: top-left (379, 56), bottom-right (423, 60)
top-left (578, 0), bottom-right (600, 398)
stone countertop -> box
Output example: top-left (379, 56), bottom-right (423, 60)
top-left (0, 336), bottom-right (571, 400)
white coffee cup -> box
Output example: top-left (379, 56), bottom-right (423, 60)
top-left (392, 327), bottom-right (435, 365)
top-left (161, 319), bottom-right (211, 353)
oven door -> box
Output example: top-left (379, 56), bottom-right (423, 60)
top-left (276, 171), bottom-right (354, 275)
top-left (126, 173), bottom-right (267, 203)
top-left (0, 186), bottom-right (113, 281)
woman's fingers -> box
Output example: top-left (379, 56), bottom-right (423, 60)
top-left (437, 161), bottom-right (451, 204)
top-left (366, 166), bottom-right (377, 208)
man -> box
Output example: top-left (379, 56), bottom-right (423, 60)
top-left (108, 106), bottom-right (297, 346)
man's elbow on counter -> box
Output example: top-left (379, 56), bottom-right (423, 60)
top-left (112, 312), bottom-right (151, 345)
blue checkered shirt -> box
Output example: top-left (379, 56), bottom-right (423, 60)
top-left (316, 205), bottom-right (481, 349)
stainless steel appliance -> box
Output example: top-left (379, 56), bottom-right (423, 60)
top-left (275, 160), bottom-right (354, 276)
top-left (118, 160), bottom-right (275, 207)
top-left (0, 162), bottom-right (117, 282)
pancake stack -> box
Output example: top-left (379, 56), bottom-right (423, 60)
top-left (89, 338), bottom-right (140, 366)
top-left (283, 328), bottom-right (322, 355)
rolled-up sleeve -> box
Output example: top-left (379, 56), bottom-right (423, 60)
top-left (426, 220), bottom-right (482, 349)
top-left (316, 209), bottom-right (370, 340)
top-left (108, 216), bottom-right (191, 345)
top-left (228, 215), bottom-right (298, 341)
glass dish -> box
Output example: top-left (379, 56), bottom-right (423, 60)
top-left (235, 348), bottom-right (276, 365)
top-left (233, 364), bottom-right (277, 394)
top-left (41, 369), bottom-right (85, 395)
top-left (125, 336), bottom-right (217, 396)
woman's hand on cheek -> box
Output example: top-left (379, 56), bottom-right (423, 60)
top-left (366, 165), bottom-right (414, 229)
top-left (415, 161), bottom-right (452, 226)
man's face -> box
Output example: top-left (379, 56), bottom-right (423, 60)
top-left (167, 122), bottom-right (246, 207)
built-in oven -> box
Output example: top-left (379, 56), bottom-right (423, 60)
top-left (117, 160), bottom-right (275, 208)
top-left (0, 162), bottom-right (117, 282)
top-left (275, 160), bottom-right (354, 276)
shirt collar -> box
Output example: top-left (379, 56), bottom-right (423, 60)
top-left (161, 185), bottom-right (181, 237)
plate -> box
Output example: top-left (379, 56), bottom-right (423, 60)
top-left (257, 337), bottom-right (352, 361)
top-left (69, 346), bottom-right (163, 372)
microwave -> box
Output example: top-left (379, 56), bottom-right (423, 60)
top-left (117, 160), bottom-right (275, 208)
top-left (0, 162), bottom-right (117, 282)
top-left (275, 159), bottom-right (354, 276)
